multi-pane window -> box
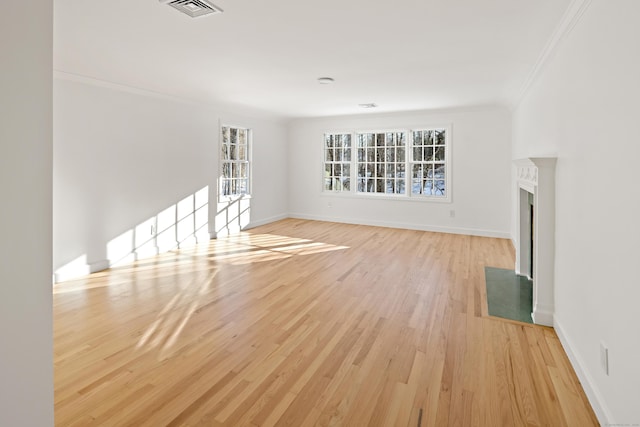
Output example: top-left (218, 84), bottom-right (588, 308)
top-left (356, 132), bottom-right (406, 194)
top-left (324, 133), bottom-right (352, 191)
top-left (411, 129), bottom-right (446, 196)
top-left (323, 127), bottom-right (449, 200)
top-left (221, 126), bottom-right (250, 198)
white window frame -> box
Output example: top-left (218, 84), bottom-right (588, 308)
top-left (219, 124), bottom-right (252, 202)
top-left (321, 125), bottom-right (451, 202)
top-left (355, 130), bottom-right (407, 196)
top-left (323, 132), bottom-right (353, 193)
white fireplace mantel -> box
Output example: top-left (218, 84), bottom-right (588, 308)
top-left (514, 157), bottom-right (557, 326)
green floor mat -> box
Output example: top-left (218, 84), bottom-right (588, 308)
top-left (484, 267), bottom-right (533, 324)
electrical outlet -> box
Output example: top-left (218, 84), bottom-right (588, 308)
top-left (450, 209), bottom-right (455, 218)
top-left (600, 342), bottom-right (609, 375)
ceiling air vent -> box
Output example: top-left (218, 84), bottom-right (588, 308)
top-left (160, 0), bottom-right (223, 18)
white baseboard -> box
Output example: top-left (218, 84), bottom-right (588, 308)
top-left (554, 316), bottom-right (613, 425)
top-left (89, 260), bottom-right (110, 273)
top-left (531, 303), bottom-right (554, 327)
top-left (53, 264), bottom-right (91, 283)
top-left (287, 213), bottom-right (511, 239)
top-left (246, 213), bottom-right (289, 230)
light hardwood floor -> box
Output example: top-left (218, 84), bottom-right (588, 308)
top-left (54, 219), bottom-right (598, 426)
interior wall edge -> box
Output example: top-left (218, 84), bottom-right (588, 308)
top-left (554, 315), bottom-right (613, 425)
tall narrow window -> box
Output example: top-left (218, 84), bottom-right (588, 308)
top-left (323, 133), bottom-right (352, 192)
top-left (410, 129), bottom-right (447, 197)
top-left (221, 125), bottom-right (250, 198)
top-left (356, 132), bottom-right (406, 195)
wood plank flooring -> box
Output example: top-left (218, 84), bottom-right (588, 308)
top-left (53, 219), bottom-right (598, 426)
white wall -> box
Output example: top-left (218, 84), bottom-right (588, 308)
top-left (0, 1), bottom-right (54, 426)
top-left (288, 108), bottom-right (512, 237)
top-left (54, 76), bottom-right (288, 278)
top-left (512, 0), bottom-right (640, 423)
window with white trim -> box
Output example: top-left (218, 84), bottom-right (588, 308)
top-left (356, 132), bottom-right (406, 194)
top-left (323, 127), bottom-right (449, 200)
top-left (323, 133), bottom-right (352, 191)
top-left (411, 129), bottom-right (446, 196)
top-left (220, 125), bottom-right (250, 198)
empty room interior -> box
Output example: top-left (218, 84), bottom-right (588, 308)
top-left (2, 0), bottom-right (639, 425)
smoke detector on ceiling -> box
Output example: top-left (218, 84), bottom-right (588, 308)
top-left (160, 0), bottom-right (223, 18)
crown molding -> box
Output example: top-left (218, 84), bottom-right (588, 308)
top-left (510, 0), bottom-right (594, 110)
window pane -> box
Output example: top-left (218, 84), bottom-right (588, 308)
top-left (423, 180), bottom-right (433, 195)
top-left (325, 179), bottom-right (332, 191)
top-left (386, 179), bottom-right (395, 194)
top-left (342, 177), bottom-right (351, 191)
top-left (412, 179), bottom-right (421, 195)
top-left (413, 147), bottom-right (422, 162)
top-left (326, 149), bottom-right (334, 162)
top-left (434, 164), bottom-right (445, 180)
top-left (239, 144), bottom-right (246, 160)
top-left (412, 164), bottom-right (422, 179)
top-left (397, 147), bottom-right (405, 161)
top-left (222, 162), bottom-right (230, 177)
top-left (358, 164), bottom-right (366, 178)
top-left (426, 147), bottom-right (434, 161)
top-left (386, 163), bottom-right (395, 178)
top-left (229, 144), bottom-right (237, 160)
top-left (239, 179), bottom-right (248, 194)
top-left (425, 130), bottom-right (434, 145)
top-left (397, 179), bottom-right (406, 194)
top-left (238, 129), bottom-right (246, 145)
top-left (434, 146), bottom-right (445, 161)
top-left (425, 164), bottom-right (434, 179)
top-left (413, 131), bottom-right (422, 145)
top-left (435, 130), bottom-right (445, 145)
top-left (435, 180), bottom-right (445, 195)
top-left (367, 148), bottom-right (375, 162)
top-left (230, 128), bottom-right (237, 144)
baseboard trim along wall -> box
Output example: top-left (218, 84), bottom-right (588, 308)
top-left (247, 214), bottom-right (289, 230)
top-left (288, 213), bottom-right (511, 239)
top-left (53, 213), bottom-right (505, 283)
top-left (554, 316), bottom-right (612, 425)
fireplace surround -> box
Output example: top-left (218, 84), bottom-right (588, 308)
top-left (514, 158), bottom-right (557, 326)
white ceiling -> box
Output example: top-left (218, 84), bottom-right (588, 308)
top-left (54, 0), bottom-right (571, 119)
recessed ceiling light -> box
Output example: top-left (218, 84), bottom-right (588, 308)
top-left (359, 103), bottom-right (378, 108)
top-left (317, 77), bottom-right (335, 85)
